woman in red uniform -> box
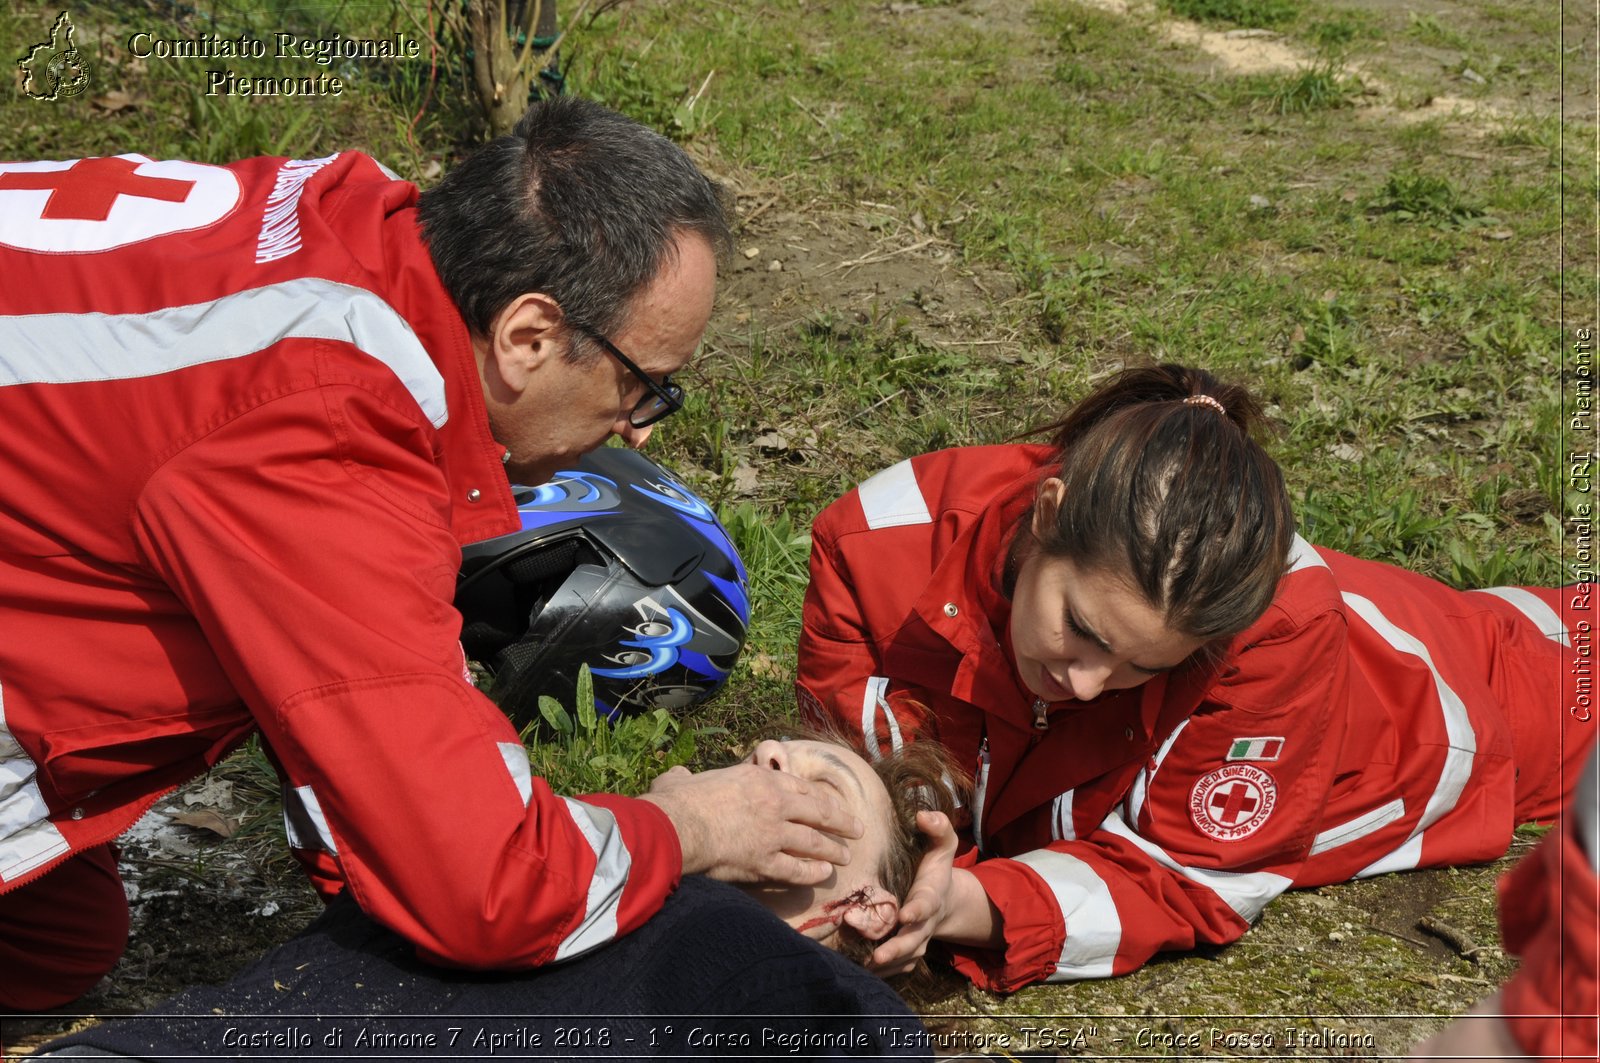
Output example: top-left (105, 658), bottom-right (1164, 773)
top-left (796, 363), bottom-right (1594, 993)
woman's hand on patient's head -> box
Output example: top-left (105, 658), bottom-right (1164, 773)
top-left (866, 810), bottom-right (959, 975)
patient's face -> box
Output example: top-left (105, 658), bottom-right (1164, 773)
top-left (737, 739), bottom-right (899, 948)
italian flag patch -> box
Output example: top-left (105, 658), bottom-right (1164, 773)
top-left (1227, 736), bottom-right (1284, 762)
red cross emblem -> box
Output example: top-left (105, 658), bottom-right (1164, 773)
top-left (1190, 764), bottom-right (1277, 841)
top-left (1209, 781), bottom-right (1260, 825)
top-left (0, 156), bottom-right (195, 221)
top-left (0, 155), bottom-right (240, 254)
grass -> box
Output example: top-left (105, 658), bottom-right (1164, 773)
top-left (0, 0), bottom-right (1587, 1047)
top-left (523, 667), bottom-right (712, 796)
top-left (1161, 0), bottom-right (1299, 29)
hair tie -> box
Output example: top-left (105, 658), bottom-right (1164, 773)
top-left (1183, 394), bottom-right (1227, 416)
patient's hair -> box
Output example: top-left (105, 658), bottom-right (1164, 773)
top-left (752, 722), bottom-right (970, 966)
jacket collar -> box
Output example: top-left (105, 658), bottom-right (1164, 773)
top-left (383, 210), bottom-right (519, 547)
top-left (907, 456), bottom-right (1043, 730)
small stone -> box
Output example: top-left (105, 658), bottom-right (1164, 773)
top-left (742, 246), bottom-right (761, 259)
top-left (767, 259), bottom-right (783, 271)
top-left (1461, 68), bottom-right (1487, 85)
top-left (1328, 442), bottom-right (1365, 462)
top-left (1248, 194), bottom-right (1272, 210)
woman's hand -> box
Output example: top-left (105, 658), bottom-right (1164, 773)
top-left (865, 811), bottom-right (1002, 975)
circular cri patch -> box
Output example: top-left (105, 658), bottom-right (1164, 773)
top-left (1189, 764), bottom-right (1277, 841)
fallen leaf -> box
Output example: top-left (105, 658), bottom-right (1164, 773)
top-left (731, 459), bottom-right (759, 495)
top-left (172, 809), bottom-right (238, 838)
top-left (91, 90), bottom-right (135, 112)
top-left (747, 651), bottom-right (791, 680)
top-left (1328, 442), bottom-right (1365, 462)
top-left (182, 777), bottom-right (235, 810)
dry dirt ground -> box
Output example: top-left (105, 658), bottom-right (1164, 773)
top-left (2, 0), bottom-right (1583, 1056)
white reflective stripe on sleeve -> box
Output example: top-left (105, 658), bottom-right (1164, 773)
top-left (1309, 798), bottom-right (1406, 856)
top-left (1577, 747), bottom-right (1599, 872)
top-left (0, 681), bottom-right (68, 882)
top-left (553, 798), bottom-right (630, 961)
top-left (856, 460), bottom-right (931, 529)
top-left (1286, 534), bottom-right (1329, 573)
top-left (0, 820), bottom-right (69, 882)
top-left (373, 159), bottom-right (404, 182)
top-left (1125, 719), bottom-right (1191, 825)
top-left (1471, 586), bottom-right (1571, 647)
top-left (1051, 790), bottom-right (1075, 842)
top-left (288, 784), bottom-right (339, 855)
top-left (0, 278), bottom-right (448, 428)
top-left (1097, 811), bottom-right (1293, 923)
top-left (1012, 849), bottom-right (1120, 979)
top-left (497, 742), bottom-right (533, 808)
top-left (1342, 593), bottom-right (1476, 873)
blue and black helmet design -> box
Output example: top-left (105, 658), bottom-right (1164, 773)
top-left (457, 448), bottom-right (749, 727)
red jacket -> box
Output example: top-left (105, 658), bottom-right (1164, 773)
top-left (0, 152), bottom-right (681, 968)
top-left (1498, 746), bottom-right (1598, 1062)
top-left (798, 445), bottom-right (1594, 991)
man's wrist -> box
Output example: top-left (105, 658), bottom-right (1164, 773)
top-left (637, 791), bottom-right (700, 876)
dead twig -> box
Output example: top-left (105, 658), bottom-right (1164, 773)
top-left (829, 236), bottom-right (939, 274)
top-left (1417, 916), bottom-right (1495, 963)
top-left (1368, 923), bottom-right (1435, 950)
top-left (789, 94), bottom-right (830, 130)
top-left (740, 194), bottom-right (781, 228)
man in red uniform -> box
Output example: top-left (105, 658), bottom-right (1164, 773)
top-left (0, 97), bottom-right (860, 1011)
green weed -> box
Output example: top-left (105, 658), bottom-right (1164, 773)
top-left (718, 501), bottom-right (812, 657)
top-left (1306, 13), bottom-right (1380, 51)
top-left (1406, 12), bottom-right (1472, 51)
top-left (1161, 0), bottom-right (1300, 28)
top-left (524, 667), bottom-right (712, 797)
top-left (1370, 169), bottom-right (1491, 227)
top-left (1298, 484), bottom-right (1449, 565)
top-left (1267, 61), bottom-right (1361, 114)
top-left (187, 92), bottom-right (321, 162)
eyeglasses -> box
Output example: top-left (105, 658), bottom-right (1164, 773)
top-left (584, 330), bottom-right (685, 429)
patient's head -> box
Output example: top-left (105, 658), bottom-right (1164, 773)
top-left (735, 726), bottom-right (966, 963)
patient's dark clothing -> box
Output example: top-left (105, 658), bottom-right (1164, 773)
top-left (40, 877), bottom-right (930, 1061)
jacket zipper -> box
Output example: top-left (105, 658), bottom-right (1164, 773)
top-left (972, 737), bottom-right (991, 856)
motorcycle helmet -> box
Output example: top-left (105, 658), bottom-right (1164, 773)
top-left (457, 447), bottom-right (750, 727)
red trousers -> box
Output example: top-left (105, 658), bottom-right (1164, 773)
top-left (0, 845), bottom-right (129, 1011)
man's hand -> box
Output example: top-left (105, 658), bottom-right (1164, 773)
top-left (641, 763), bottom-right (863, 886)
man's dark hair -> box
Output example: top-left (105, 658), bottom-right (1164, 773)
top-left (418, 96), bottom-right (732, 353)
